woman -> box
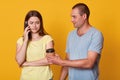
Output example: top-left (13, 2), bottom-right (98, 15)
top-left (16, 10), bottom-right (54, 80)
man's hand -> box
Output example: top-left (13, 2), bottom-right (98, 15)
top-left (47, 54), bottom-right (62, 65)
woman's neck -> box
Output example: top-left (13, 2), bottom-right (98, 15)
top-left (31, 33), bottom-right (41, 41)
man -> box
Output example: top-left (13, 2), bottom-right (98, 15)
top-left (48, 3), bottom-right (104, 80)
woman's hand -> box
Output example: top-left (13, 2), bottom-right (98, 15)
top-left (23, 26), bottom-right (31, 42)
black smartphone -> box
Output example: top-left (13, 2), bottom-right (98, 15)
top-left (24, 21), bottom-right (31, 39)
top-left (24, 21), bottom-right (28, 28)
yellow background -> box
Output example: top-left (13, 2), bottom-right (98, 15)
top-left (0, 0), bottom-right (120, 80)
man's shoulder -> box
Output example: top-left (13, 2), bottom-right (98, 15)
top-left (91, 27), bottom-right (103, 39)
top-left (91, 27), bottom-right (102, 33)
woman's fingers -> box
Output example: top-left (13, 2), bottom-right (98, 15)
top-left (24, 26), bottom-right (30, 33)
top-left (23, 26), bottom-right (31, 41)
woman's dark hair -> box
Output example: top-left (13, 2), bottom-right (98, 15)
top-left (24, 10), bottom-right (48, 39)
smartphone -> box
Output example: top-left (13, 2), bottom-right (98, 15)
top-left (24, 21), bottom-right (28, 28)
top-left (24, 21), bottom-right (31, 39)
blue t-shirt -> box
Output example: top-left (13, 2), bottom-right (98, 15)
top-left (66, 27), bottom-right (104, 80)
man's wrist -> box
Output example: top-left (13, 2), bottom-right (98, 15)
top-left (59, 59), bottom-right (65, 66)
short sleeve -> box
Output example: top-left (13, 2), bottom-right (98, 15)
top-left (88, 31), bottom-right (104, 54)
top-left (17, 37), bottom-right (23, 46)
top-left (45, 35), bottom-right (53, 44)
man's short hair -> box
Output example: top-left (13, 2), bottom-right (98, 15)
top-left (72, 3), bottom-right (90, 19)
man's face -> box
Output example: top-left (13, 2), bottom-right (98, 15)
top-left (71, 8), bottom-right (85, 28)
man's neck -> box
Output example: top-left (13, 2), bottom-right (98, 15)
top-left (77, 23), bottom-right (91, 36)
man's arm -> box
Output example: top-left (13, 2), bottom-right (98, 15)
top-left (60, 54), bottom-right (69, 80)
top-left (61, 51), bottom-right (98, 69)
top-left (50, 51), bottom-right (98, 69)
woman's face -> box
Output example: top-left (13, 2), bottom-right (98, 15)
top-left (28, 16), bottom-right (41, 33)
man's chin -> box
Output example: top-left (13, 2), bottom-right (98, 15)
top-left (74, 26), bottom-right (78, 28)
top-left (73, 24), bottom-right (77, 28)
